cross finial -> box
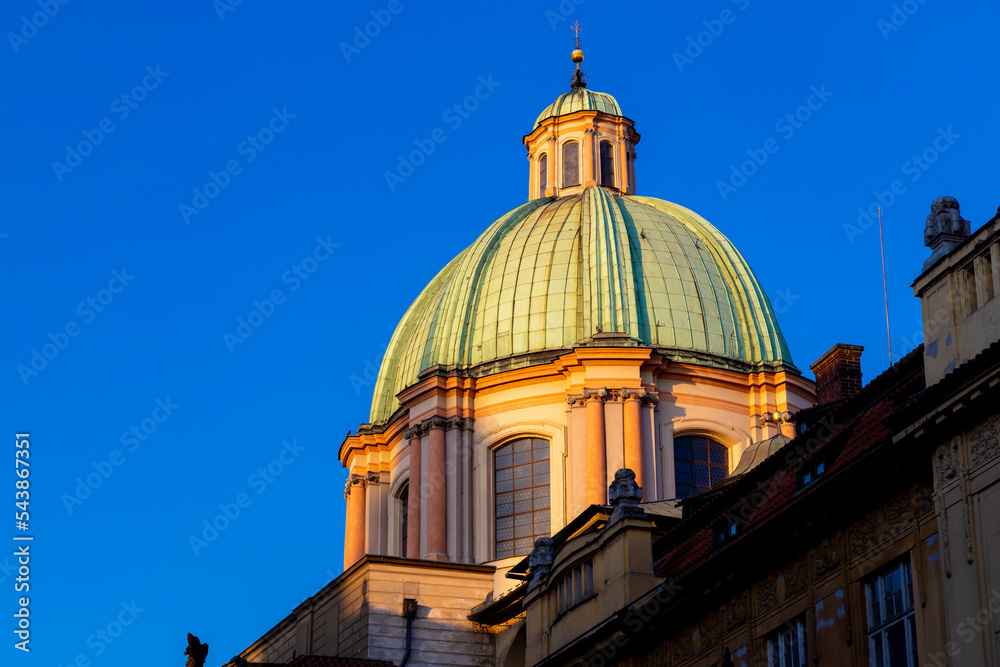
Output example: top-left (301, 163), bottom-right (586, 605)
top-left (569, 21), bottom-right (586, 89)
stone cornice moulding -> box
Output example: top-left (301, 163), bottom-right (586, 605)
top-left (339, 416), bottom-right (408, 466)
top-left (396, 373), bottom-right (476, 409)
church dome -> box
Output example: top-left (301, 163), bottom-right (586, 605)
top-left (534, 88), bottom-right (622, 129)
top-left (370, 186), bottom-right (795, 424)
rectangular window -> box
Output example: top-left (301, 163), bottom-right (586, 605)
top-left (960, 265), bottom-right (978, 319)
top-left (563, 142), bottom-right (579, 187)
top-left (979, 252), bottom-right (995, 304)
top-left (399, 485), bottom-right (408, 557)
top-left (866, 559), bottom-right (918, 667)
top-left (600, 141), bottom-right (614, 188)
top-left (713, 515), bottom-right (739, 547)
top-left (673, 436), bottom-right (728, 498)
top-left (800, 458), bottom-right (826, 488)
top-left (495, 438), bottom-right (550, 559)
top-left (555, 559), bottom-right (595, 615)
top-left (766, 616), bottom-right (807, 667)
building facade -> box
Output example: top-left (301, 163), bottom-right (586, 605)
top-left (228, 47), bottom-right (1000, 667)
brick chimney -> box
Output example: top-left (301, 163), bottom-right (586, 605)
top-left (810, 344), bottom-right (864, 405)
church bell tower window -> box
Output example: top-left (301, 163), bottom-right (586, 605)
top-left (539, 154), bottom-right (548, 194)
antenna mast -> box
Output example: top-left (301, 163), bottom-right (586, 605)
top-left (878, 207), bottom-right (892, 365)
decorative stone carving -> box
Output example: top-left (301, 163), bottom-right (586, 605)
top-left (723, 591), bottom-right (749, 630)
top-left (756, 573), bottom-right (778, 613)
top-left (647, 642), bottom-right (672, 667)
top-left (935, 438), bottom-right (960, 483)
top-left (849, 492), bottom-right (915, 559)
top-left (701, 609), bottom-right (723, 646)
top-left (344, 473), bottom-right (367, 499)
top-left (185, 633), bottom-right (209, 667)
top-left (426, 416), bottom-right (449, 431)
top-left (970, 414), bottom-right (999, 468)
top-left (914, 484), bottom-right (935, 517)
top-left (813, 532), bottom-right (843, 576)
top-left (924, 196), bottom-right (971, 246)
top-left (608, 468), bottom-right (644, 523)
top-left (527, 537), bottom-right (555, 590)
top-left (583, 388), bottom-right (608, 400)
top-left (785, 557), bottom-right (810, 596)
top-left (923, 197), bottom-right (972, 269)
top-left (674, 625), bottom-right (694, 661)
top-left (366, 471), bottom-right (381, 484)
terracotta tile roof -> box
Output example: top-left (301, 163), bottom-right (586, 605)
top-left (284, 656), bottom-right (396, 667)
top-left (652, 346), bottom-right (927, 582)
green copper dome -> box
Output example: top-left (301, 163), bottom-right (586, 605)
top-left (534, 88), bottom-right (622, 129)
top-left (369, 186), bottom-right (796, 424)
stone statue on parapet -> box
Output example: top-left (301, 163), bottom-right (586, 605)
top-left (185, 633), bottom-right (209, 667)
top-left (527, 537), bottom-right (556, 590)
top-left (922, 196), bottom-right (972, 271)
top-left (924, 196), bottom-right (970, 246)
top-left (608, 468), bottom-right (645, 524)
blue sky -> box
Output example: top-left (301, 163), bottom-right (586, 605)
top-left (2, 0), bottom-right (998, 665)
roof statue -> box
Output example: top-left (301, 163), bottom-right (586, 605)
top-left (527, 537), bottom-right (556, 590)
top-left (923, 196), bottom-right (972, 271)
top-left (608, 468), bottom-right (645, 524)
top-left (185, 633), bottom-right (209, 667)
top-left (924, 196), bottom-right (970, 246)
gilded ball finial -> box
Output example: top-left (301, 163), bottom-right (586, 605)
top-left (571, 49), bottom-right (584, 64)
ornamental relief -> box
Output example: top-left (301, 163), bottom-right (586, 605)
top-left (812, 531), bottom-right (844, 576)
top-left (723, 591), bottom-right (749, 630)
top-left (674, 623), bottom-right (694, 661)
top-left (935, 437), bottom-right (961, 486)
top-left (914, 483), bottom-right (935, 517)
top-left (849, 492), bottom-right (915, 557)
top-left (701, 609), bottom-right (724, 647)
top-left (969, 412), bottom-right (999, 469)
top-left (646, 642), bottom-right (671, 667)
top-left (785, 557), bottom-right (810, 597)
top-left (755, 573), bottom-right (779, 614)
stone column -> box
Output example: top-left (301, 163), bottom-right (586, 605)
top-left (343, 473), bottom-right (367, 569)
top-left (426, 418), bottom-right (448, 560)
top-left (404, 426), bottom-right (422, 559)
top-left (585, 389), bottom-right (607, 505)
top-left (623, 390), bottom-right (644, 501)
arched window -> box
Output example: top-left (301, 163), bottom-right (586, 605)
top-left (539, 154), bottom-right (547, 194)
top-left (494, 438), bottom-right (550, 559)
top-left (398, 483), bottom-right (409, 557)
top-left (600, 141), bottom-right (614, 187)
top-left (562, 142), bottom-right (579, 187)
top-left (673, 436), bottom-right (728, 498)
